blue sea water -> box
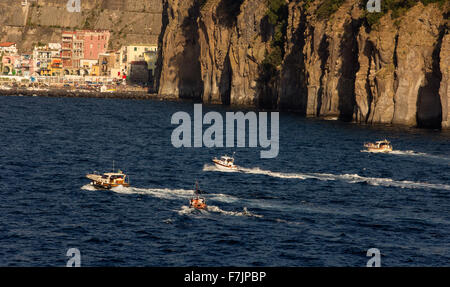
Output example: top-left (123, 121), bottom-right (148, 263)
top-left (0, 95), bottom-right (449, 266)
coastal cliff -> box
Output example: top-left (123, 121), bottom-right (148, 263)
top-left (1, 0), bottom-right (448, 128)
top-left (157, 0), bottom-right (449, 128)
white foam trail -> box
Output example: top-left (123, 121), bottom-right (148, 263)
top-left (207, 206), bottom-right (263, 218)
top-left (208, 193), bottom-right (240, 203)
top-left (203, 163), bottom-right (239, 173)
top-left (177, 205), bottom-right (205, 215)
top-left (236, 167), bottom-right (450, 191)
top-left (238, 167), bottom-right (315, 180)
top-left (110, 185), bottom-right (193, 199)
top-left (177, 205), bottom-right (262, 218)
top-left (362, 149), bottom-right (450, 164)
top-left (82, 184), bottom-right (241, 203)
top-left (81, 184), bottom-right (97, 191)
top-left (390, 150), bottom-right (450, 162)
top-left (331, 173), bottom-right (450, 191)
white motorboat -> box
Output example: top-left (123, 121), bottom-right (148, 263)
top-left (212, 154), bottom-right (237, 170)
top-left (364, 139), bottom-right (393, 153)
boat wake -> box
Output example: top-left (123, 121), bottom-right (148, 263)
top-left (177, 205), bottom-right (263, 218)
top-left (111, 185), bottom-right (194, 199)
top-left (82, 184), bottom-right (193, 199)
top-left (81, 184), bottom-right (242, 203)
top-left (362, 149), bottom-right (450, 164)
top-left (81, 184), bottom-right (97, 191)
top-left (236, 167), bottom-right (450, 191)
top-left (390, 150), bottom-right (450, 162)
top-left (177, 205), bottom-right (305, 225)
top-left (203, 164), bottom-right (239, 173)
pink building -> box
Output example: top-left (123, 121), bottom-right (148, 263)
top-left (2, 55), bottom-right (20, 75)
top-left (61, 30), bottom-right (110, 70)
top-left (79, 30), bottom-right (110, 60)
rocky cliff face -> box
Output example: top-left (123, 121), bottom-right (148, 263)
top-left (359, 3), bottom-right (445, 128)
top-left (156, 0), bottom-right (203, 99)
top-left (158, 0), bottom-right (268, 105)
top-left (0, 0), bottom-right (162, 52)
top-left (157, 0), bottom-right (449, 128)
top-left (2, 0), bottom-right (447, 128)
top-left (289, 0), bottom-right (361, 120)
top-left (441, 33), bottom-right (450, 128)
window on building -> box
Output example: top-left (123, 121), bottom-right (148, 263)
top-left (134, 47), bottom-right (137, 52)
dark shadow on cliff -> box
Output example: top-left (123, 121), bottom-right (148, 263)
top-left (218, 51), bottom-right (232, 105)
top-left (316, 34), bottom-right (329, 116)
top-left (278, 6), bottom-right (307, 114)
top-left (256, 15), bottom-right (280, 110)
top-left (256, 1), bottom-right (289, 110)
top-left (416, 26), bottom-right (445, 129)
top-left (361, 37), bottom-right (375, 123)
top-left (337, 19), bottom-right (361, 121)
top-left (154, 0), bottom-right (169, 94)
top-left (256, 59), bottom-right (279, 109)
top-left (216, 0), bottom-right (244, 28)
top-left (177, 3), bottom-right (204, 100)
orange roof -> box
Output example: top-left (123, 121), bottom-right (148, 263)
top-left (0, 42), bottom-right (16, 47)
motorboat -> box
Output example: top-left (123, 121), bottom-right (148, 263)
top-left (212, 154), bottom-right (237, 170)
top-left (189, 182), bottom-right (207, 210)
top-left (364, 139), bottom-right (393, 153)
top-left (86, 169), bottom-right (130, 190)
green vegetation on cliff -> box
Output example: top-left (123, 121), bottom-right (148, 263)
top-left (316, 0), bottom-right (345, 19)
top-left (261, 0), bottom-right (288, 81)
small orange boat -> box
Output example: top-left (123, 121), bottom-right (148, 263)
top-left (189, 182), bottom-right (207, 210)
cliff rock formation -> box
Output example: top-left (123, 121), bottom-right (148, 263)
top-left (156, 0), bottom-right (203, 99)
top-left (157, 0), bottom-right (449, 128)
top-left (158, 0), bottom-right (269, 106)
top-left (441, 32), bottom-right (450, 128)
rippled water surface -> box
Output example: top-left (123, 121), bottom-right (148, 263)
top-left (0, 96), bottom-right (449, 266)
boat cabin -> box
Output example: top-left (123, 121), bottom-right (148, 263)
top-left (86, 170), bottom-right (129, 189)
top-left (375, 140), bottom-right (391, 148)
top-left (220, 156), bottom-right (234, 164)
top-left (102, 172), bottom-right (127, 184)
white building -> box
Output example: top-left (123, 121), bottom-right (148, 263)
top-left (118, 44), bottom-right (158, 76)
top-left (0, 42), bottom-right (18, 54)
top-left (32, 44), bottom-right (61, 76)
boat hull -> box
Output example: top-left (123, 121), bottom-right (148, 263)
top-left (190, 199), bottom-right (207, 210)
top-left (212, 159), bottom-right (237, 170)
top-left (365, 147), bottom-right (393, 153)
top-left (91, 182), bottom-right (130, 190)
top-left (86, 173), bottom-right (130, 190)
